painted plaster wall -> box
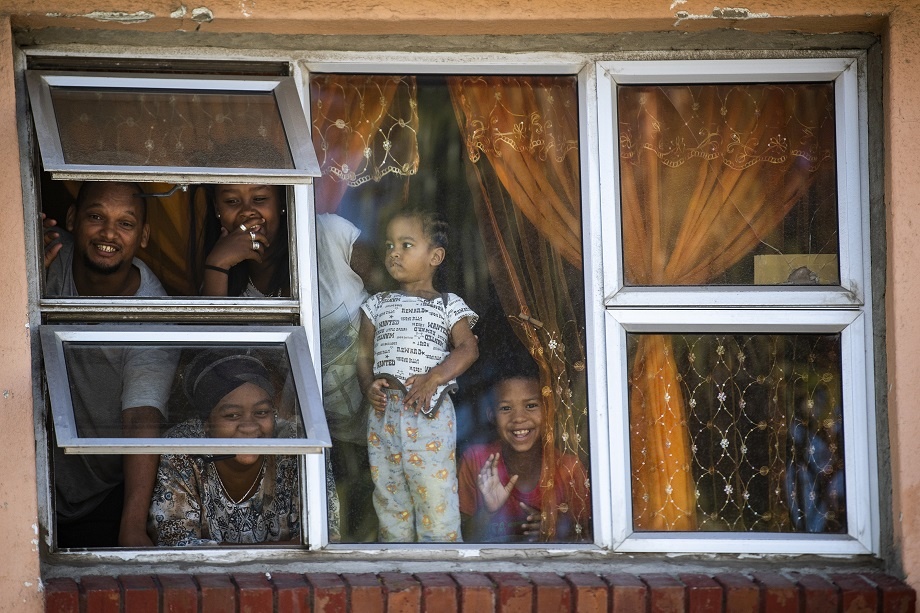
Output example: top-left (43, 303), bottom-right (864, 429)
top-left (0, 16), bottom-right (42, 613)
top-left (885, 3), bottom-right (920, 594)
top-left (3, 1), bottom-right (920, 611)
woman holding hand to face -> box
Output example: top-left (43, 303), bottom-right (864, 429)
top-left (201, 184), bottom-right (290, 298)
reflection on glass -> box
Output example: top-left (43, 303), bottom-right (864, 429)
top-left (62, 343), bottom-right (304, 438)
top-left (627, 333), bottom-right (846, 533)
top-left (618, 83), bottom-right (840, 286)
top-left (311, 74), bottom-right (592, 544)
top-left (51, 88), bottom-right (293, 168)
top-left (149, 350), bottom-right (301, 546)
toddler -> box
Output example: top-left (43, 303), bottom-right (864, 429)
top-left (357, 209), bottom-right (478, 542)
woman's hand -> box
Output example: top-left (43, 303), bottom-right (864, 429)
top-left (404, 370), bottom-right (441, 414)
top-left (477, 452), bottom-right (518, 513)
top-left (519, 502), bottom-right (543, 541)
top-left (364, 378), bottom-right (389, 411)
top-left (205, 217), bottom-right (271, 270)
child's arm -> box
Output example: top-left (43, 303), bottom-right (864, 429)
top-left (357, 311), bottom-right (388, 410)
top-left (404, 317), bottom-right (479, 413)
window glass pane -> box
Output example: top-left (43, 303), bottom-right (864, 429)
top-left (61, 343), bottom-right (306, 440)
top-left (627, 332), bottom-right (845, 533)
top-left (618, 83), bottom-right (839, 286)
top-left (310, 73), bottom-right (592, 544)
top-left (51, 88), bottom-right (294, 169)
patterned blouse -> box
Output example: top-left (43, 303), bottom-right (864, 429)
top-left (149, 419), bottom-right (300, 546)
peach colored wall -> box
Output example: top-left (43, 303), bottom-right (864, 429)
top-left (886, 5), bottom-right (920, 589)
top-left (0, 16), bottom-right (42, 613)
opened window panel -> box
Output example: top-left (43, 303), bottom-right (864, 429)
top-left (627, 332), bottom-right (845, 534)
top-left (42, 325), bottom-right (331, 454)
top-left (27, 71), bottom-right (320, 184)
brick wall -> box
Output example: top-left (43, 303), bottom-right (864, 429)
top-left (43, 570), bottom-right (915, 612)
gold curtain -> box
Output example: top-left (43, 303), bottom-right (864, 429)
top-left (310, 75), bottom-right (419, 213)
top-left (449, 76), bottom-right (590, 541)
top-left (620, 83), bottom-right (836, 530)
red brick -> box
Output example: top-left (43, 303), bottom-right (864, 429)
top-left (271, 573), bottom-right (312, 613)
top-left (679, 573), bottom-right (722, 613)
top-left (44, 577), bottom-right (80, 613)
top-left (488, 572), bottom-right (533, 613)
top-left (603, 572), bottom-right (648, 613)
top-left (235, 573), bottom-right (275, 612)
top-left (642, 573), bottom-right (686, 613)
top-left (159, 573), bottom-right (198, 613)
top-left (307, 573), bottom-right (347, 613)
top-left (81, 575), bottom-right (121, 613)
top-left (565, 572), bottom-right (607, 613)
top-left (832, 574), bottom-right (878, 613)
top-left (863, 573), bottom-right (916, 613)
top-left (529, 572), bottom-right (571, 613)
top-left (118, 575), bottom-right (159, 613)
top-left (380, 571), bottom-right (422, 612)
top-left (343, 573), bottom-right (384, 613)
top-left (415, 572), bottom-right (458, 613)
top-left (752, 572), bottom-right (800, 613)
top-left (451, 572), bottom-right (495, 613)
top-left (790, 573), bottom-right (839, 613)
top-left (198, 574), bottom-right (237, 613)
top-left (714, 573), bottom-right (758, 613)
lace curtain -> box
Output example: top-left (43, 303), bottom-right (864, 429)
top-left (448, 76), bottom-right (590, 541)
top-left (310, 75), bottom-right (419, 213)
top-left (620, 83), bottom-right (837, 530)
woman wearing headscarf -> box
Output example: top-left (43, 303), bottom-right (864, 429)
top-left (149, 352), bottom-right (300, 546)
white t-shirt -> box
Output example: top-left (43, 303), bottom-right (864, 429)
top-left (361, 291), bottom-right (477, 410)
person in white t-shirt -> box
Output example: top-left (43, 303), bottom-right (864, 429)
top-left (357, 209), bottom-right (479, 542)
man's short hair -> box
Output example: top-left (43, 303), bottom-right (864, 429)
top-left (75, 181), bottom-right (148, 223)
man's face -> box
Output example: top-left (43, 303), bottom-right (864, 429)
top-left (66, 183), bottom-right (149, 276)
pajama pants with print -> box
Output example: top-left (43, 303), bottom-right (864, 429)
top-left (367, 389), bottom-right (461, 542)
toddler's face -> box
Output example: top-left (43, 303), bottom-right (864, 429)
top-left (493, 377), bottom-right (544, 454)
top-left (384, 216), bottom-right (440, 284)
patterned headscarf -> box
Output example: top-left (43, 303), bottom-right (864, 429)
top-left (184, 352), bottom-right (275, 420)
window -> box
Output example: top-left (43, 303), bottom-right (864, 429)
top-left (597, 58), bottom-right (877, 554)
top-left (308, 72), bottom-right (593, 545)
top-left (42, 325), bottom-right (328, 453)
top-left (27, 62), bottom-right (329, 551)
top-left (27, 71), bottom-right (320, 184)
top-left (25, 51), bottom-right (877, 558)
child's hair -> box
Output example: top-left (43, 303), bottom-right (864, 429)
top-left (490, 351), bottom-right (541, 390)
top-left (391, 207), bottom-right (449, 251)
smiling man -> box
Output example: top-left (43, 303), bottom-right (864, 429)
top-left (43, 181), bottom-right (175, 548)
top-left (45, 181), bottom-right (159, 298)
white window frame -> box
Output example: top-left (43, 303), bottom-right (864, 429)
top-left (26, 70), bottom-right (321, 184)
top-left (596, 58), bottom-right (878, 555)
top-left (41, 324), bottom-right (330, 454)
top-left (22, 48), bottom-right (878, 561)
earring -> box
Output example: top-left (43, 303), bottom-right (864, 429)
top-left (281, 209), bottom-right (286, 215)
top-left (216, 213), bottom-right (221, 219)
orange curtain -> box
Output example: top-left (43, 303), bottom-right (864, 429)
top-left (448, 76), bottom-right (582, 268)
top-left (620, 84), bottom-right (836, 530)
top-left (310, 75), bottom-right (419, 213)
top-left (449, 76), bottom-right (590, 541)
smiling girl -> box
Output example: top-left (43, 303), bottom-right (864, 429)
top-left (458, 364), bottom-right (591, 543)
